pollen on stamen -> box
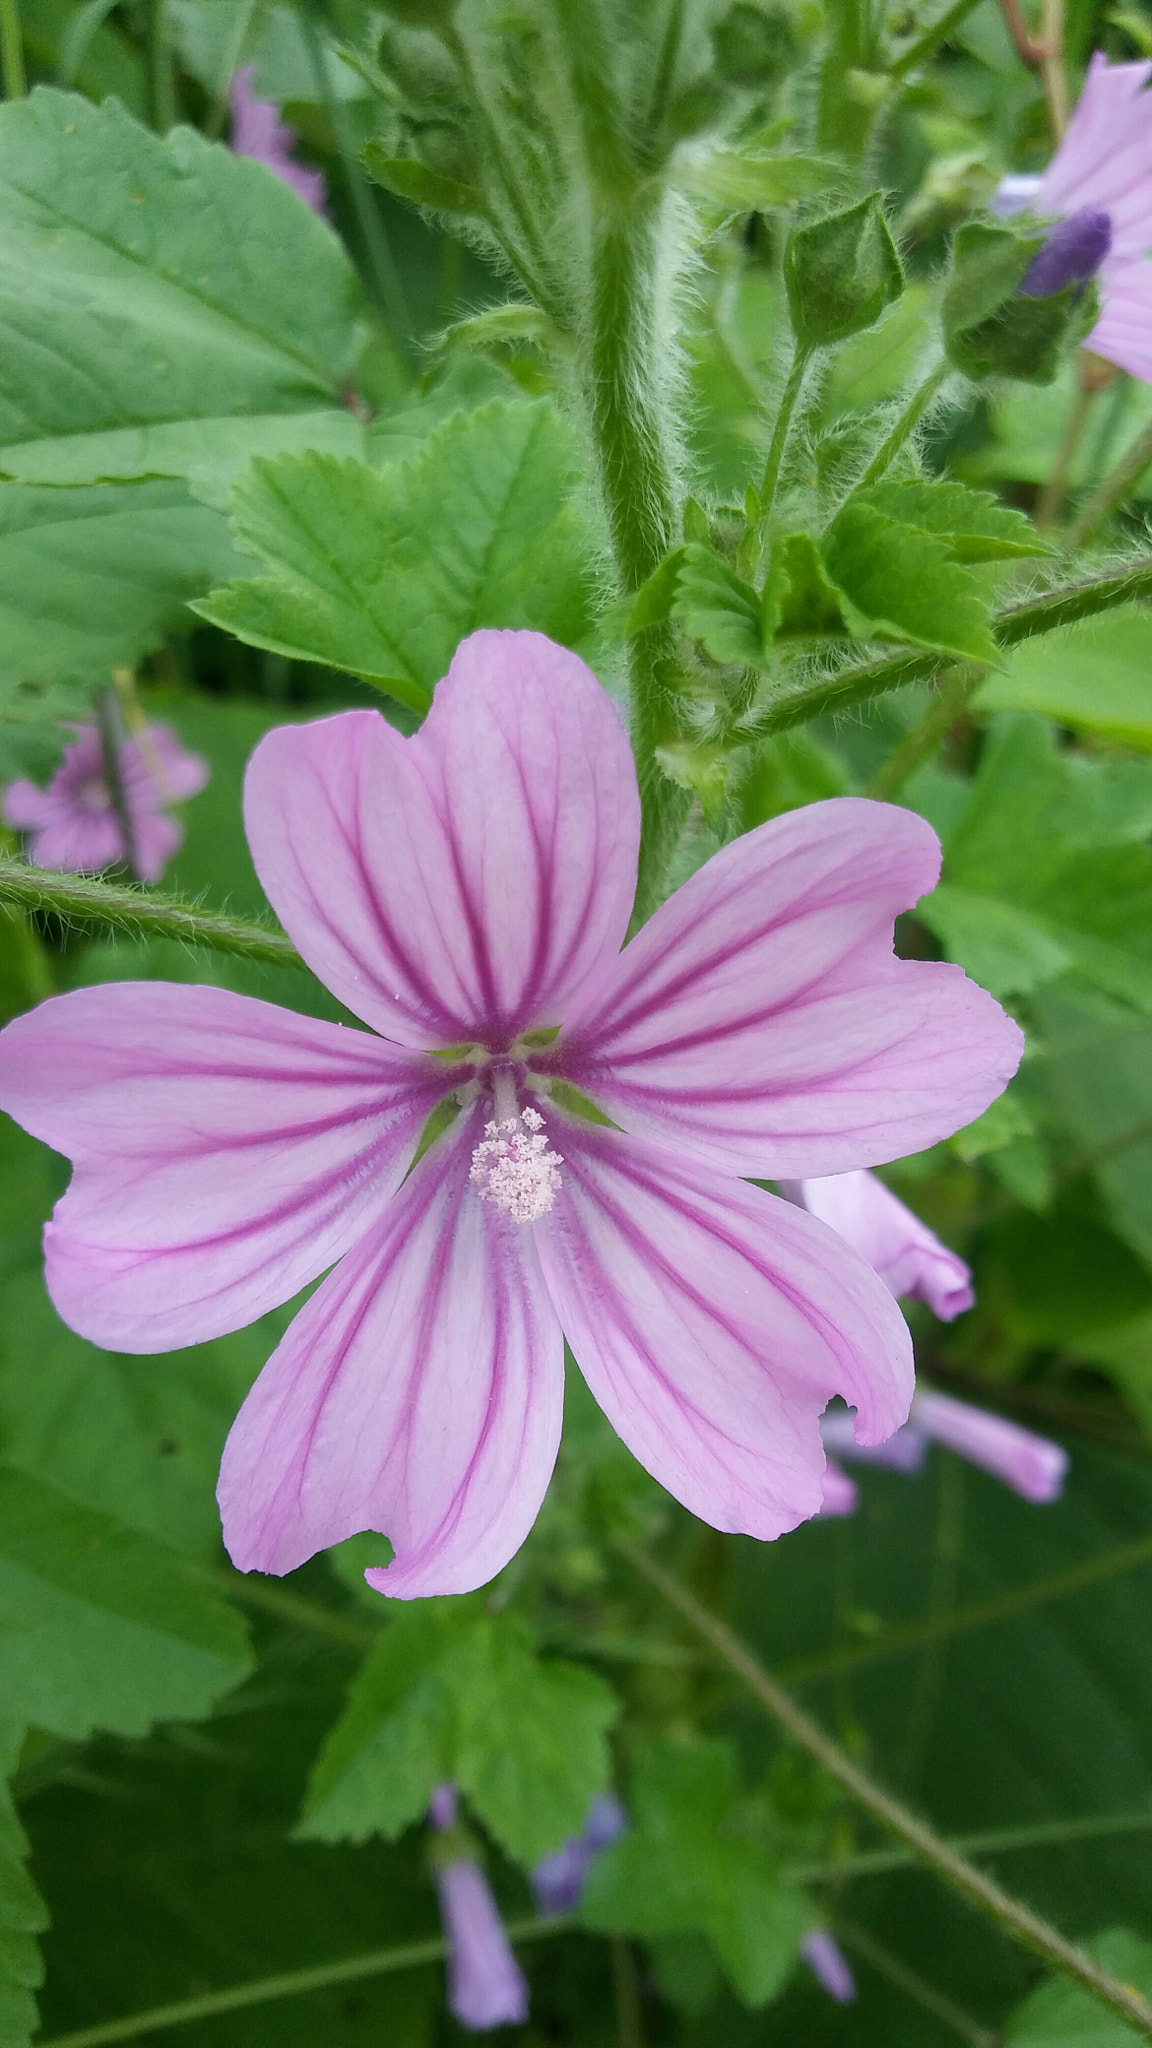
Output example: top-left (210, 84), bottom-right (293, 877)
top-left (469, 1107), bottom-right (563, 1224)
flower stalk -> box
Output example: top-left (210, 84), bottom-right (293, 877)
top-left (0, 861), bottom-right (302, 969)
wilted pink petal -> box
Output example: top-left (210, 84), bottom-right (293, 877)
top-left (243, 632), bottom-right (640, 1050)
top-left (0, 983), bottom-right (439, 1350)
top-left (219, 1107), bottom-right (564, 1595)
top-left (817, 1459), bottom-right (859, 1517)
top-left (531, 1794), bottom-right (627, 1916)
top-left (784, 1170), bottom-right (974, 1320)
top-left (995, 53), bottom-right (1152, 382)
top-left (560, 799), bottom-right (1022, 1179)
top-left (802, 1929), bottom-right (857, 2002)
top-left (230, 66), bottom-right (326, 214)
top-left (2, 721), bottom-right (208, 883)
top-left (911, 1391), bottom-right (1068, 1503)
top-left (436, 1858), bottom-right (529, 2030)
top-left (535, 1119), bottom-right (913, 1539)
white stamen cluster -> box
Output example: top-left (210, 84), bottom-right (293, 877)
top-left (469, 1106), bottom-right (563, 1224)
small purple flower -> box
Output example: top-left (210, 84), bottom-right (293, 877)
top-left (801, 1929), bottom-right (857, 2002)
top-left (3, 722), bottom-right (208, 884)
top-left (782, 1171), bottom-right (974, 1322)
top-left (531, 1794), bottom-right (627, 1915)
top-left (995, 53), bottom-right (1152, 381)
top-left (229, 66), bottom-right (326, 215)
top-left (0, 631), bottom-right (1022, 1598)
top-left (428, 1786), bottom-right (529, 2032)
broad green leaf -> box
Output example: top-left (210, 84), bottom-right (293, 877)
top-left (823, 501), bottom-right (999, 662)
top-left (670, 544), bottom-right (764, 665)
top-left (917, 882), bottom-right (1073, 999)
top-left (362, 145), bottom-right (489, 219)
top-left (974, 609), bottom-right (1152, 751)
top-left (194, 401), bottom-right (597, 706)
top-left (0, 1726), bottom-right (44, 2048)
top-left (0, 480), bottom-right (249, 705)
top-left (855, 478), bottom-right (1048, 561)
top-left (300, 1605), bottom-right (619, 1864)
top-left (0, 89), bottom-right (362, 497)
top-left (580, 1741), bottom-right (807, 2006)
top-left (1005, 1927), bottom-right (1152, 2044)
top-left (764, 529), bottom-right (854, 641)
top-left (0, 1469), bottom-right (252, 1739)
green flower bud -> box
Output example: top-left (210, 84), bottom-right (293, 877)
top-left (942, 220), bottom-right (1099, 384)
top-left (784, 193), bottom-right (904, 351)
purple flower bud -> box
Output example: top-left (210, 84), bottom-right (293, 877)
top-left (802, 1929), bottom-right (857, 2002)
top-left (1020, 206), bottom-right (1112, 296)
top-left (912, 1391), bottom-right (1068, 1503)
top-left (531, 1794), bottom-right (627, 1915)
top-left (429, 1782), bottom-right (458, 1832)
top-left (435, 1858), bottom-right (530, 2031)
top-left (782, 1171), bottom-right (974, 1322)
top-left (816, 1457), bottom-right (859, 1518)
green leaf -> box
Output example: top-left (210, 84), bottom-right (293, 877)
top-left (362, 145), bottom-right (489, 218)
top-left (917, 882), bottom-right (1074, 998)
top-left (625, 547), bottom-right (687, 634)
top-left (0, 1726), bottom-right (45, 2048)
top-left (0, 90), bottom-right (362, 499)
top-left (942, 219), bottom-right (1098, 384)
top-left (823, 501), bottom-right (1000, 662)
top-left (0, 479), bottom-right (249, 707)
top-left (194, 401), bottom-right (597, 707)
top-left (580, 1742), bottom-right (807, 2006)
top-left (1031, 983), bottom-right (1152, 1268)
top-left (1005, 1927), bottom-right (1152, 2044)
top-left (974, 608), bottom-right (1152, 751)
top-left (763, 530), bottom-right (854, 641)
top-left (855, 478), bottom-right (1049, 562)
top-left (0, 1468), bottom-right (252, 1739)
top-left (670, 544), bottom-right (764, 665)
top-left (299, 1605), bottom-right (619, 1865)
top-left (680, 148), bottom-right (841, 210)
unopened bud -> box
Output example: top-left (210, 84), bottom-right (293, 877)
top-left (942, 219), bottom-right (1098, 384)
top-left (784, 193), bottom-right (904, 351)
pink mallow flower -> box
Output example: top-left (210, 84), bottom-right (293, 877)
top-left (0, 631), bottom-right (1022, 1598)
top-left (230, 65), bottom-right (326, 214)
top-left (429, 1785), bottom-right (529, 2032)
top-left (781, 1170), bottom-right (974, 1321)
top-left (821, 1397), bottom-right (1068, 1503)
top-left (994, 53), bottom-right (1152, 383)
top-left (3, 722), bottom-right (208, 884)
top-left (801, 1929), bottom-right (857, 2002)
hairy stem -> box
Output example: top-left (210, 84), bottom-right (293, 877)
top-left (94, 687), bottom-right (141, 882)
top-left (758, 345), bottom-right (812, 534)
top-left (0, 862), bottom-right (303, 969)
top-left (617, 1537), bottom-right (1152, 2036)
top-left (0, 0), bottom-right (24, 97)
top-left (1035, 377), bottom-right (1093, 528)
top-left (754, 553), bottom-right (1152, 732)
top-left (889, 0), bottom-right (983, 80)
top-left (1065, 416), bottom-right (1152, 551)
top-left (37, 1917), bottom-right (571, 2048)
top-left (846, 356), bottom-right (951, 500)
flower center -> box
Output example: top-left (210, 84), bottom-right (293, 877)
top-left (469, 1106), bottom-right (563, 1224)
top-left (76, 777), bottom-right (112, 814)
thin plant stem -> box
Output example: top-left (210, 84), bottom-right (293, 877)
top-left (836, 1920), bottom-right (999, 2047)
top-left (37, 1917), bottom-right (572, 2048)
top-left (611, 1937), bottom-right (644, 2048)
top-left (146, 0), bottom-right (175, 132)
top-left (94, 687), bottom-right (141, 883)
top-left (1038, 0), bottom-right (1068, 136)
top-left (753, 552), bottom-right (1152, 733)
top-left (202, 1568), bottom-right (380, 1648)
top-left (1065, 415), bottom-right (1152, 550)
top-left (615, 1536), bottom-right (1152, 2037)
top-left (0, 861), bottom-right (303, 969)
top-left (297, 3), bottom-right (410, 344)
top-left (1035, 377), bottom-right (1093, 528)
top-left (845, 356), bottom-right (950, 500)
top-left (758, 344), bottom-right (811, 531)
top-left (790, 1804), bottom-right (1152, 1885)
top-left (777, 1528), bottom-right (1152, 1686)
top-left (866, 665), bottom-right (979, 800)
top-left (0, 0), bottom-right (24, 97)
top-left (889, 0), bottom-right (982, 80)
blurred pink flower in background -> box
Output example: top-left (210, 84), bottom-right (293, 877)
top-left (994, 53), bottom-right (1152, 382)
top-left (801, 1929), bottom-right (857, 2002)
top-left (531, 1794), bottom-right (627, 1916)
top-left (229, 65), bottom-right (326, 214)
top-left (428, 1785), bottom-right (529, 2032)
top-left (0, 631), bottom-right (1022, 1599)
top-left (782, 1169), bottom-right (974, 1321)
top-left (3, 722), bottom-right (208, 885)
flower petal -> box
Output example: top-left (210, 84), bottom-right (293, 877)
top-left (23, 812), bottom-right (124, 874)
top-left (559, 798), bottom-right (1023, 1177)
top-left (784, 1170), bottom-right (974, 1320)
top-left (243, 630), bottom-right (640, 1048)
top-left (535, 1120), bottom-right (913, 1539)
top-left (2, 778), bottom-right (53, 833)
top-left (130, 809), bottom-right (183, 885)
top-left (218, 1107), bottom-right (564, 1597)
top-left (0, 982), bottom-right (439, 1350)
top-left (121, 723), bottom-right (210, 808)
